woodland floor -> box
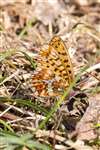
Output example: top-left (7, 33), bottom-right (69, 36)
top-left (0, 0), bottom-right (100, 150)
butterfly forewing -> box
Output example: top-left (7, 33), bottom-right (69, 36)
top-left (49, 36), bottom-right (74, 86)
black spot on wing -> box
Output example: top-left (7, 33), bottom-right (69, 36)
top-left (51, 62), bottom-right (55, 66)
top-left (58, 51), bottom-right (66, 55)
top-left (54, 68), bottom-right (58, 72)
top-left (66, 65), bottom-right (70, 68)
top-left (65, 77), bottom-right (69, 80)
top-left (63, 59), bottom-right (68, 63)
top-left (47, 65), bottom-right (50, 68)
top-left (68, 70), bottom-right (72, 74)
top-left (55, 45), bottom-right (58, 48)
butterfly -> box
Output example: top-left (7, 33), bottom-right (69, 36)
top-left (32, 36), bottom-right (74, 97)
top-left (32, 36), bottom-right (89, 128)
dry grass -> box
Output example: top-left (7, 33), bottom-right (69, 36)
top-left (0, 0), bottom-right (100, 150)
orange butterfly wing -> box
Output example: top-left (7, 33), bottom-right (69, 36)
top-left (32, 36), bottom-right (74, 96)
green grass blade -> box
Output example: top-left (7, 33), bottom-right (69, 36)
top-left (21, 51), bottom-right (37, 69)
top-left (0, 120), bottom-right (14, 132)
top-left (0, 49), bottom-right (16, 62)
top-left (0, 131), bottom-right (51, 150)
top-left (0, 97), bottom-right (48, 115)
